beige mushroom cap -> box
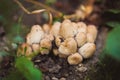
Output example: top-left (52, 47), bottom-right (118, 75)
top-left (26, 25), bottom-right (44, 45)
top-left (77, 22), bottom-right (87, 33)
top-left (44, 33), bottom-right (54, 41)
top-left (75, 32), bottom-right (87, 47)
top-left (87, 25), bottom-right (97, 43)
top-left (58, 38), bottom-right (77, 56)
top-left (55, 36), bottom-right (63, 47)
top-left (42, 24), bottom-right (50, 34)
top-left (40, 38), bottom-right (52, 50)
top-left (67, 53), bottom-right (83, 65)
top-left (59, 19), bottom-right (77, 39)
top-left (50, 21), bottom-right (61, 37)
top-left (78, 43), bottom-right (96, 58)
top-left (30, 25), bottom-right (43, 32)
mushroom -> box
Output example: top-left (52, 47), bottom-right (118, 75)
top-left (67, 53), bottom-right (83, 65)
top-left (40, 38), bottom-right (52, 55)
top-left (44, 33), bottom-right (54, 41)
top-left (53, 48), bottom-right (59, 56)
top-left (59, 19), bottom-right (77, 39)
top-left (17, 43), bottom-right (32, 57)
top-left (50, 21), bottom-right (61, 37)
top-left (55, 36), bottom-right (63, 47)
top-left (75, 32), bottom-right (87, 47)
top-left (87, 25), bottom-right (97, 43)
top-left (42, 24), bottom-right (50, 34)
top-left (58, 38), bottom-right (77, 56)
top-left (71, 22), bottom-right (78, 35)
top-left (32, 43), bottom-right (40, 53)
top-left (78, 43), bottom-right (96, 58)
top-left (77, 22), bottom-right (87, 33)
top-left (26, 25), bottom-right (44, 45)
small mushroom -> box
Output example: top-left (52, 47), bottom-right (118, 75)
top-left (75, 32), bottom-right (87, 47)
top-left (58, 38), bottom-right (77, 56)
top-left (78, 43), bottom-right (96, 58)
top-left (59, 19), bottom-right (77, 39)
top-left (87, 25), bottom-right (97, 43)
top-left (71, 22), bottom-right (78, 35)
top-left (32, 43), bottom-right (40, 53)
top-left (77, 22), bottom-right (87, 33)
top-left (50, 21), bottom-right (61, 37)
top-left (44, 33), bottom-right (54, 41)
top-left (17, 43), bottom-right (32, 57)
top-left (53, 48), bottom-right (59, 56)
top-left (26, 25), bottom-right (44, 45)
top-left (55, 36), bottom-right (63, 47)
top-left (40, 38), bottom-right (52, 55)
top-left (43, 24), bottom-right (50, 34)
top-left (67, 53), bottom-right (83, 65)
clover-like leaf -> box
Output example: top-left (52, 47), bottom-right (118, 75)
top-left (106, 21), bottom-right (120, 28)
top-left (105, 27), bottom-right (120, 60)
top-left (15, 57), bottom-right (42, 80)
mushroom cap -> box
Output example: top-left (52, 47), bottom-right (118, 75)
top-left (78, 43), bottom-right (96, 58)
top-left (71, 22), bottom-right (78, 35)
top-left (67, 53), bottom-right (83, 65)
top-left (43, 24), bottom-right (50, 34)
top-left (77, 22), bottom-right (87, 33)
top-left (58, 38), bottom-right (77, 56)
top-left (87, 25), bottom-right (97, 42)
top-left (30, 25), bottom-right (43, 32)
top-left (50, 21), bottom-right (61, 37)
top-left (59, 19), bottom-right (77, 39)
top-left (55, 36), bottom-right (63, 47)
top-left (44, 33), bottom-right (54, 41)
top-left (75, 32), bottom-right (87, 47)
top-left (26, 25), bottom-right (44, 45)
top-left (40, 38), bottom-right (52, 50)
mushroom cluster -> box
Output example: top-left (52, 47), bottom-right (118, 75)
top-left (17, 19), bottom-right (97, 65)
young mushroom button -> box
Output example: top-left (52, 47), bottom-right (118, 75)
top-left (78, 43), bottom-right (96, 59)
top-left (67, 53), bottom-right (83, 65)
top-left (26, 25), bottom-right (44, 45)
top-left (58, 38), bottom-right (77, 56)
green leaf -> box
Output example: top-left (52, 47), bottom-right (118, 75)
top-left (0, 51), bottom-right (9, 56)
top-left (13, 35), bottom-right (24, 44)
top-left (106, 21), bottom-right (120, 28)
top-left (107, 9), bottom-right (120, 14)
top-left (105, 27), bottom-right (120, 60)
top-left (15, 57), bottom-right (42, 80)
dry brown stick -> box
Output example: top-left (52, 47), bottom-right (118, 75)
top-left (14, 0), bottom-right (53, 26)
top-left (25, 0), bottom-right (63, 18)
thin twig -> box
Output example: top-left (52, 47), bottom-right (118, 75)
top-left (14, 0), bottom-right (53, 26)
top-left (25, 0), bottom-right (63, 18)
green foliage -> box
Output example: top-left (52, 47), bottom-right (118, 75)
top-left (105, 27), bottom-right (120, 60)
top-left (45, 0), bottom-right (56, 5)
top-left (107, 9), bottom-right (120, 14)
top-left (106, 21), bottom-right (120, 28)
top-left (0, 51), bottom-right (9, 57)
top-left (15, 57), bottom-right (42, 80)
top-left (3, 70), bottom-right (24, 80)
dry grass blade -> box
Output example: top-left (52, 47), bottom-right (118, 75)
top-left (14, 0), bottom-right (53, 26)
